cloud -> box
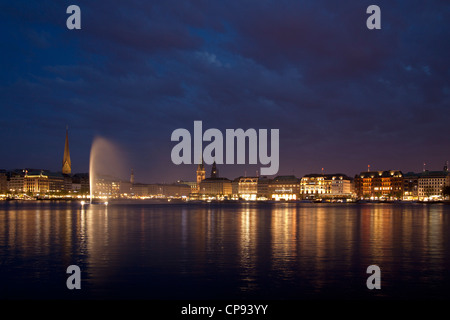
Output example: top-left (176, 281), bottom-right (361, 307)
top-left (1, 0), bottom-right (449, 181)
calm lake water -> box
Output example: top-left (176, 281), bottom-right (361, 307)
top-left (1, 200), bottom-right (450, 300)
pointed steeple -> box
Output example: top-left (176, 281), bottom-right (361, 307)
top-left (197, 157), bottom-right (205, 172)
top-left (62, 126), bottom-right (71, 175)
top-left (196, 158), bottom-right (205, 192)
top-left (211, 161), bottom-right (218, 178)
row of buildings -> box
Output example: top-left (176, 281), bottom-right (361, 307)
top-left (1, 163), bottom-right (449, 202)
top-left (355, 167), bottom-right (450, 201)
top-left (185, 161), bottom-right (355, 201)
top-left (0, 169), bottom-right (89, 196)
top-left (182, 161), bottom-right (449, 201)
top-left (1, 129), bottom-right (449, 202)
top-left (0, 169), bottom-right (194, 200)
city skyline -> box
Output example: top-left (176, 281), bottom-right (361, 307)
top-left (1, 1), bottom-right (449, 184)
top-left (1, 126), bottom-right (449, 185)
top-left (3, 1), bottom-right (450, 308)
top-left (1, 125), bottom-right (449, 202)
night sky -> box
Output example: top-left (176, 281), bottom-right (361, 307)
top-left (1, 1), bottom-right (449, 184)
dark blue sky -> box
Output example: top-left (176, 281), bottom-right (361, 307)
top-left (1, 0), bottom-right (449, 183)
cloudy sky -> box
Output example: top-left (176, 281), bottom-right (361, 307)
top-left (1, 0), bottom-right (449, 183)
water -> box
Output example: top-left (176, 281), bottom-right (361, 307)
top-left (1, 201), bottom-right (450, 301)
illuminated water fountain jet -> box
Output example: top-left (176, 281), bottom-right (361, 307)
top-left (88, 136), bottom-right (129, 204)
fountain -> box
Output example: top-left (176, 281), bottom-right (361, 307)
top-left (88, 136), bottom-right (128, 204)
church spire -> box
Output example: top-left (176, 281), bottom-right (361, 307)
top-left (211, 161), bottom-right (218, 178)
top-left (62, 126), bottom-right (71, 175)
top-left (196, 158), bottom-right (205, 192)
top-left (197, 157), bottom-right (204, 172)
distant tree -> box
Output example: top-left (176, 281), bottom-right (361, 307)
top-left (443, 186), bottom-right (450, 199)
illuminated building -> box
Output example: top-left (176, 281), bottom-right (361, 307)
top-left (231, 177), bottom-right (240, 198)
top-left (131, 183), bottom-right (149, 196)
top-left (91, 175), bottom-right (133, 197)
top-left (231, 175), bottom-right (270, 200)
top-left (72, 173), bottom-right (90, 194)
top-left (257, 176), bottom-right (271, 200)
top-left (198, 162), bottom-right (232, 199)
top-left (196, 160), bottom-right (206, 193)
top-left (62, 127), bottom-right (71, 175)
top-left (328, 174), bottom-right (353, 198)
top-left (131, 182), bottom-right (190, 198)
top-left (0, 171), bottom-right (7, 193)
top-left (177, 180), bottom-right (197, 194)
top-left (92, 175), bottom-right (131, 197)
top-left (147, 183), bottom-right (191, 197)
top-left (403, 172), bottom-right (419, 200)
top-left (418, 163), bottom-right (450, 201)
top-left (300, 173), bottom-right (353, 200)
top-left (187, 160), bottom-right (206, 199)
top-left (199, 179), bottom-right (232, 199)
top-left (119, 181), bottom-right (132, 195)
top-left (46, 171), bottom-right (65, 193)
top-left (162, 183), bottom-right (191, 197)
top-left (7, 171), bottom-right (25, 193)
top-left (300, 174), bottom-right (329, 199)
top-left (147, 184), bottom-right (164, 197)
top-left (23, 170), bottom-right (49, 195)
top-left (268, 175), bottom-right (300, 200)
top-left (354, 170), bottom-right (403, 200)
top-left (6, 168), bottom-right (82, 196)
top-left (238, 176), bottom-right (259, 200)
top-left (93, 176), bottom-right (114, 196)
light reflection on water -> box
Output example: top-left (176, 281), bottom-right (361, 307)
top-left (1, 201), bottom-right (450, 300)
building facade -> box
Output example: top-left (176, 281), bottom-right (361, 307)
top-left (403, 172), bottom-right (419, 200)
top-left (238, 176), bottom-right (259, 200)
top-left (418, 166), bottom-right (450, 201)
top-left (328, 174), bottom-right (353, 198)
top-left (129, 182), bottom-right (191, 198)
top-left (199, 178), bottom-right (232, 199)
top-left (46, 171), bottom-right (65, 194)
top-left (72, 173), bottom-right (90, 194)
top-left (23, 170), bottom-right (50, 195)
top-left (198, 162), bottom-right (232, 199)
top-left (257, 176), bottom-right (271, 200)
top-left (8, 171), bottom-right (25, 193)
top-left (177, 180), bottom-right (197, 194)
top-left (300, 174), bottom-right (353, 200)
top-left (355, 170), bottom-right (403, 200)
top-left (268, 175), bottom-right (300, 200)
top-left (300, 174), bottom-right (329, 199)
top-left (0, 171), bottom-right (7, 193)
